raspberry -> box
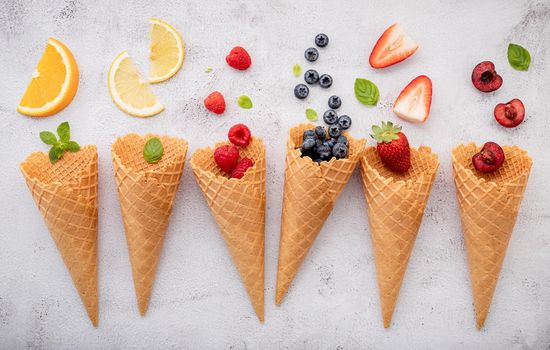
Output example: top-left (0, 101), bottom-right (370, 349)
top-left (204, 91), bottom-right (226, 114)
top-left (226, 46), bottom-right (251, 71)
top-left (214, 145), bottom-right (239, 174)
top-left (231, 157), bottom-right (254, 179)
top-left (228, 123), bottom-right (252, 147)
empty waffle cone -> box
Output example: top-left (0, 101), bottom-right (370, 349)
top-left (190, 137), bottom-right (266, 321)
top-left (360, 146), bottom-right (439, 328)
top-left (112, 134), bottom-right (187, 315)
top-left (452, 143), bottom-right (532, 329)
top-left (20, 146), bottom-right (99, 326)
top-left (275, 124), bottom-right (365, 305)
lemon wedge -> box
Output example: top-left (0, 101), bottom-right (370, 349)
top-left (148, 18), bottom-right (184, 83)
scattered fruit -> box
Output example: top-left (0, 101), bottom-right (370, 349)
top-left (214, 145), bottom-right (240, 174)
top-left (323, 110), bottom-right (338, 124)
top-left (494, 99), bottom-right (525, 128)
top-left (371, 121), bottom-right (411, 173)
top-left (328, 95), bottom-right (341, 109)
top-left (204, 91), bottom-right (226, 114)
top-left (319, 74), bottom-right (333, 88)
top-left (304, 47), bottom-right (319, 62)
top-left (472, 142), bottom-right (505, 173)
top-left (226, 46), bottom-right (252, 71)
top-left (315, 33), bottom-right (329, 48)
top-left (369, 23), bottom-right (418, 69)
top-left (393, 75), bottom-right (433, 124)
top-left (304, 69), bottom-right (320, 84)
top-left (148, 18), bottom-right (185, 83)
top-left (328, 124), bottom-right (341, 138)
top-left (231, 157), bottom-right (255, 179)
top-left (108, 51), bottom-right (164, 117)
top-left (471, 61), bottom-right (503, 93)
top-left (18, 38), bottom-right (79, 117)
top-left (337, 115), bottom-right (352, 129)
top-left (294, 84), bottom-right (309, 99)
top-left (228, 123), bottom-right (251, 147)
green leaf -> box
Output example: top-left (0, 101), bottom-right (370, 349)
top-left (305, 108), bottom-right (318, 122)
top-left (205, 67), bottom-right (213, 73)
top-left (508, 43), bottom-right (531, 71)
top-left (143, 137), bottom-right (164, 164)
top-left (57, 122), bottom-right (70, 142)
top-left (65, 141), bottom-right (80, 152)
top-left (354, 78), bottom-right (379, 106)
top-left (292, 64), bottom-right (302, 77)
top-left (48, 146), bottom-right (63, 164)
top-left (237, 95), bottom-right (253, 109)
top-left (40, 131), bottom-right (58, 146)
top-left (370, 121), bottom-right (402, 143)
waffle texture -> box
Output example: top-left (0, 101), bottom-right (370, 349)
top-left (112, 134), bottom-right (187, 315)
top-left (360, 146), bottom-right (439, 328)
top-left (275, 124), bottom-right (365, 305)
top-left (190, 137), bottom-right (266, 321)
top-left (20, 145), bottom-right (99, 326)
top-left (452, 143), bottom-right (532, 329)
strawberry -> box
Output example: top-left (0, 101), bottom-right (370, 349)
top-left (371, 121), bottom-right (411, 173)
top-left (204, 91), bottom-right (226, 114)
top-left (228, 123), bottom-right (252, 147)
top-left (214, 145), bottom-right (239, 174)
top-left (393, 75), bottom-right (432, 124)
top-left (231, 157), bottom-right (254, 179)
top-left (226, 46), bottom-right (252, 71)
top-left (369, 23), bottom-right (419, 69)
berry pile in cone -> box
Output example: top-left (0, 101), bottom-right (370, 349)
top-left (214, 124), bottom-right (255, 178)
top-left (371, 121), bottom-right (411, 173)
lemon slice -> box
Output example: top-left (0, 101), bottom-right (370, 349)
top-left (108, 51), bottom-right (164, 117)
top-left (18, 38), bottom-right (79, 117)
top-left (148, 18), bottom-right (184, 83)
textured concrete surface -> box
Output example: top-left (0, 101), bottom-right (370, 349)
top-left (1, 0), bottom-right (550, 349)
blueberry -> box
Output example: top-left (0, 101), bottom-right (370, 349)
top-left (294, 84), bottom-right (309, 99)
top-left (315, 126), bottom-right (326, 140)
top-left (315, 33), bottom-right (329, 48)
top-left (304, 69), bottom-right (319, 85)
top-left (319, 74), bottom-right (333, 88)
top-left (337, 115), bottom-right (352, 129)
top-left (315, 139), bottom-right (323, 148)
top-left (302, 137), bottom-right (316, 150)
top-left (304, 47), bottom-right (319, 62)
top-left (317, 143), bottom-right (332, 160)
top-left (327, 138), bottom-right (336, 147)
top-left (323, 109), bottom-right (338, 124)
top-left (303, 130), bottom-right (315, 141)
top-left (332, 143), bottom-right (348, 159)
top-left (328, 95), bottom-right (341, 109)
top-left (328, 124), bottom-right (341, 138)
top-left (337, 135), bottom-right (349, 147)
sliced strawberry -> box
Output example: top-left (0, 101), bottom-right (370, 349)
top-left (393, 75), bottom-right (432, 124)
top-left (369, 23), bottom-right (419, 69)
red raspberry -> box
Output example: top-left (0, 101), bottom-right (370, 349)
top-left (226, 46), bottom-right (252, 71)
top-left (231, 157), bottom-right (254, 179)
top-left (228, 123), bottom-right (252, 147)
top-left (204, 91), bottom-right (226, 114)
top-left (214, 145), bottom-right (239, 174)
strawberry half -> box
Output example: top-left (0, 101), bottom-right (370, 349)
top-left (371, 121), bottom-right (411, 173)
top-left (369, 23), bottom-right (419, 69)
top-left (393, 75), bottom-right (432, 124)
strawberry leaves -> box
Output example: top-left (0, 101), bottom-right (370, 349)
top-left (40, 122), bottom-right (80, 164)
top-left (371, 121), bottom-right (402, 143)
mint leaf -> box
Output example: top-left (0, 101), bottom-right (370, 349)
top-left (305, 108), bottom-right (318, 121)
top-left (237, 95), bottom-right (253, 109)
top-left (205, 68), bottom-right (213, 73)
top-left (57, 122), bottom-right (70, 142)
top-left (354, 78), bottom-right (379, 106)
top-left (40, 131), bottom-right (58, 145)
top-left (143, 138), bottom-right (164, 164)
top-left (65, 141), bottom-right (80, 152)
top-left (292, 64), bottom-right (302, 77)
top-left (48, 146), bottom-right (63, 164)
top-left (508, 43), bottom-right (531, 71)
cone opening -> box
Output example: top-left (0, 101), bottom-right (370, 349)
top-left (112, 134), bottom-right (188, 174)
top-left (452, 143), bottom-right (532, 187)
top-left (362, 146), bottom-right (439, 184)
top-left (20, 145), bottom-right (97, 186)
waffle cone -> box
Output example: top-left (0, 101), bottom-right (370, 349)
top-left (360, 146), bottom-right (439, 328)
top-left (190, 137), bottom-right (266, 321)
top-left (111, 134), bottom-right (187, 315)
top-left (275, 124), bottom-right (365, 305)
top-left (20, 146), bottom-right (99, 326)
top-left (452, 143), bottom-right (532, 329)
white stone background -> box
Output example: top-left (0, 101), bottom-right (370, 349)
top-left (1, 0), bottom-right (549, 348)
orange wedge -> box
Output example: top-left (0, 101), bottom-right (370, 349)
top-left (17, 38), bottom-right (79, 117)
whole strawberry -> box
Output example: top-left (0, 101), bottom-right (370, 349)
top-left (226, 46), bottom-right (252, 71)
top-left (371, 121), bottom-right (411, 173)
top-left (214, 145), bottom-right (239, 174)
top-left (204, 91), bottom-right (226, 114)
top-left (231, 157), bottom-right (254, 179)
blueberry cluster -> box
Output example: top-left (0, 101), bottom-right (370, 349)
top-left (300, 121), bottom-right (351, 162)
top-left (294, 34), bottom-right (333, 99)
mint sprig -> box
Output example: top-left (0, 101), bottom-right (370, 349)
top-left (143, 137), bottom-right (164, 164)
top-left (40, 122), bottom-right (80, 164)
top-left (355, 78), bottom-right (379, 106)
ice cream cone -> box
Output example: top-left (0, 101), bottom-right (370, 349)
top-left (360, 146), bottom-right (439, 328)
top-left (190, 137), bottom-right (266, 321)
top-left (111, 134), bottom-right (187, 315)
top-left (452, 143), bottom-right (532, 329)
top-left (275, 124), bottom-right (365, 305)
top-left (20, 145), bottom-right (99, 326)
